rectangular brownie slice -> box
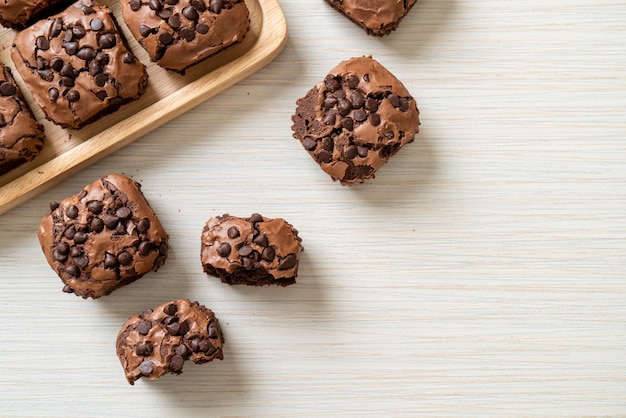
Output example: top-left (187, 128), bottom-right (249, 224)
top-left (10, 0), bottom-right (148, 129)
top-left (0, 0), bottom-right (69, 29)
top-left (325, 0), bottom-right (418, 36)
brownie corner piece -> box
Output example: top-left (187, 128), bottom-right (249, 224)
top-left (291, 56), bottom-right (420, 185)
top-left (37, 173), bottom-right (169, 299)
top-left (0, 64), bottom-right (45, 176)
top-left (201, 213), bottom-right (303, 286)
top-left (325, 0), bottom-right (418, 36)
top-left (120, 0), bottom-right (250, 73)
top-left (10, 0), bottom-right (148, 129)
top-left (116, 299), bottom-right (224, 385)
top-left (0, 0), bottom-right (68, 28)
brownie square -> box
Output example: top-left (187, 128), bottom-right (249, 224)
top-left (291, 56), bottom-right (420, 185)
top-left (11, 0), bottom-right (148, 129)
top-left (325, 0), bottom-right (418, 36)
top-left (0, 0), bottom-right (68, 29)
top-left (38, 174), bottom-right (169, 299)
top-left (0, 64), bottom-right (45, 176)
top-left (201, 213), bottom-right (303, 286)
top-left (116, 299), bottom-right (224, 385)
top-left (119, 0), bottom-right (250, 73)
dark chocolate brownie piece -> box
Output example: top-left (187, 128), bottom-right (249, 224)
top-left (0, 0), bottom-right (69, 29)
top-left (291, 56), bottom-right (420, 185)
top-left (116, 299), bottom-right (224, 385)
top-left (325, 0), bottom-right (418, 36)
top-left (10, 0), bottom-right (148, 129)
top-left (38, 173), bottom-right (169, 299)
top-left (119, 0), bottom-right (250, 73)
top-left (201, 213), bottom-right (303, 286)
top-left (0, 64), bottom-right (45, 176)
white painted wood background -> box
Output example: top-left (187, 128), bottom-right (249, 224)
top-left (1, 0), bottom-right (625, 416)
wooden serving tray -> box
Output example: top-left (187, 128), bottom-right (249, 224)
top-left (0, 0), bottom-right (287, 215)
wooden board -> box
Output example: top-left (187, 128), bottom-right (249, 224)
top-left (0, 0), bottom-right (287, 215)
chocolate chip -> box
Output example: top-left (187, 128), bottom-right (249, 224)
top-left (138, 241), bottom-right (152, 255)
top-left (175, 344), bottom-right (187, 356)
top-left (261, 246), bottom-right (275, 261)
top-left (157, 7), bottom-right (172, 19)
top-left (74, 255), bottom-right (89, 268)
top-left (73, 231), bottom-right (87, 244)
top-left (72, 25), bottom-right (86, 38)
top-left (190, 338), bottom-right (200, 352)
top-left (170, 355), bottom-right (184, 371)
top-left (66, 264), bottom-right (80, 276)
top-left (341, 118), bottom-right (354, 131)
top-left (322, 137), bottom-right (334, 151)
top-left (149, 0), bottom-right (161, 10)
top-left (164, 302), bottom-right (178, 315)
top-left (116, 207), bottom-right (132, 220)
top-left (385, 131), bottom-right (395, 139)
top-left (49, 201), bottom-right (60, 211)
top-left (63, 30), bottom-right (73, 42)
top-left (278, 254), bottom-right (297, 270)
top-left (167, 14), bottom-right (181, 28)
top-left (70, 246), bottom-right (81, 258)
top-left (324, 75), bottom-right (341, 92)
top-left (0, 81), bottom-right (15, 97)
top-left (250, 213), bottom-right (263, 223)
top-left (323, 96), bottom-right (337, 109)
top-left (347, 75), bottom-right (360, 89)
top-left (191, 0), bottom-right (205, 11)
top-left (317, 150), bottom-right (332, 163)
top-left (50, 57), bottom-right (63, 72)
top-left (136, 341), bottom-right (153, 356)
top-left (365, 97), bottom-right (378, 112)
top-left (346, 145), bottom-right (357, 159)
top-left (196, 23), bottom-right (208, 34)
top-left (95, 51), bottom-right (109, 65)
top-left (180, 27), bottom-right (195, 41)
top-left (36, 57), bottom-right (47, 70)
top-left (363, 73), bottom-right (370, 82)
top-left (90, 218), bottom-right (104, 233)
top-left (399, 97), bottom-right (410, 112)
top-left (35, 36), bottom-right (49, 50)
top-left (357, 146), bottom-right (369, 158)
top-left (62, 285), bottom-right (73, 293)
top-left (104, 214), bottom-right (119, 229)
top-left (66, 90), bottom-right (80, 102)
top-left (217, 242), bottom-right (231, 257)
top-left (198, 339), bottom-right (210, 352)
top-left (209, 0), bottom-right (222, 13)
top-left (238, 245), bottom-right (253, 257)
top-left (163, 315), bottom-right (177, 325)
top-left (159, 243), bottom-right (168, 255)
top-left (182, 6), bottom-right (199, 19)
top-left (227, 226), bottom-right (240, 238)
top-left (354, 110), bottom-right (367, 122)
top-left (138, 321), bottom-right (151, 335)
top-left (387, 93), bottom-right (400, 108)
top-left (350, 92), bottom-right (364, 109)
top-left (60, 77), bottom-right (75, 87)
top-left (53, 249), bottom-right (67, 262)
top-left (139, 360), bottom-right (154, 376)
top-left (253, 234), bottom-right (268, 247)
top-left (303, 137), bottom-right (317, 151)
top-left (56, 241), bottom-right (70, 255)
top-left (104, 252), bottom-right (117, 268)
top-left (66, 205), bottom-right (78, 219)
top-left (130, 0), bottom-right (141, 11)
top-left (369, 113), bottom-right (381, 126)
top-left (322, 112), bottom-right (336, 126)
top-left (337, 98), bottom-right (352, 116)
top-left (158, 31), bottom-right (173, 45)
top-left (98, 33), bottom-right (116, 49)
top-left (94, 74), bottom-right (107, 87)
top-left (49, 18), bottom-right (63, 38)
top-left (137, 218), bottom-right (151, 234)
top-left (77, 47), bottom-right (96, 61)
top-left (207, 323), bottom-right (218, 338)
top-left (165, 0), bottom-right (179, 4)
top-left (63, 41), bottom-right (79, 55)
top-left (64, 225), bottom-right (76, 240)
top-left (117, 251), bottom-right (132, 266)
top-left (48, 87), bottom-right (59, 102)
top-left (166, 322), bottom-right (180, 335)
top-left (80, 5), bottom-right (95, 14)
top-left (122, 53), bottom-right (136, 64)
top-left (38, 69), bottom-right (54, 82)
top-left (139, 25), bottom-right (152, 38)
top-left (178, 321), bottom-right (189, 335)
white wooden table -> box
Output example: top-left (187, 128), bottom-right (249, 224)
top-left (1, 0), bottom-right (625, 416)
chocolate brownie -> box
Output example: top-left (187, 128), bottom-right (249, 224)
top-left (201, 213), bottom-right (303, 286)
top-left (325, 0), bottom-right (418, 36)
top-left (116, 299), bottom-right (224, 385)
top-left (291, 56), bottom-right (420, 185)
top-left (0, 64), bottom-right (45, 176)
top-left (10, 0), bottom-right (148, 129)
top-left (119, 0), bottom-right (250, 73)
top-left (0, 0), bottom-right (68, 28)
top-left (38, 174), bottom-right (169, 299)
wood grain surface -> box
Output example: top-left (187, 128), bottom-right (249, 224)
top-left (1, 0), bottom-right (625, 416)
